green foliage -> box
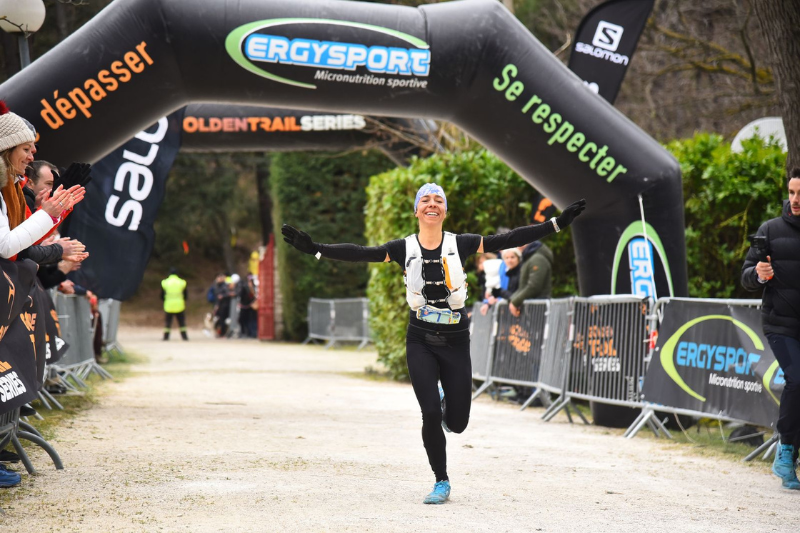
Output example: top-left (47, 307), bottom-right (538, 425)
top-left (666, 133), bottom-right (787, 298)
top-left (364, 150), bottom-right (575, 380)
top-left (154, 153), bottom-right (262, 275)
top-left (271, 150), bottom-right (395, 340)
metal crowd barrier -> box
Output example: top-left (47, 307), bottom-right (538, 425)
top-left (469, 303), bottom-right (498, 399)
top-left (623, 298), bottom-right (776, 458)
top-left (545, 295), bottom-right (651, 424)
top-left (490, 301), bottom-right (547, 387)
top-left (465, 294), bottom-right (779, 459)
top-left (98, 298), bottom-right (125, 356)
top-left (534, 298), bottom-right (572, 397)
top-left (0, 407), bottom-right (63, 477)
top-left (303, 298), bottom-right (371, 349)
top-left (227, 296), bottom-right (241, 338)
top-left (471, 300), bottom-right (561, 409)
top-left (53, 293), bottom-right (113, 382)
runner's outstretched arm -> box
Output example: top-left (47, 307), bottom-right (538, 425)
top-left (479, 199), bottom-right (586, 253)
top-left (281, 224), bottom-right (390, 262)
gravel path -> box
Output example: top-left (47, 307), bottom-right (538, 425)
top-left (1, 327), bottom-right (796, 532)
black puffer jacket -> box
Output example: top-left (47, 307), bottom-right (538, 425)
top-left (741, 201), bottom-right (800, 339)
top-left (494, 264), bottom-right (521, 300)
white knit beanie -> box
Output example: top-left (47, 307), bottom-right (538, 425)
top-left (0, 101), bottom-right (35, 152)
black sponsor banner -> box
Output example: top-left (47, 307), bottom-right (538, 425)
top-left (0, 259), bottom-right (42, 413)
top-left (44, 288), bottom-right (69, 365)
top-left (65, 111), bottom-right (184, 300)
top-left (642, 300), bottom-right (782, 427)
top-left (568, 0), bottom-right (654, 104)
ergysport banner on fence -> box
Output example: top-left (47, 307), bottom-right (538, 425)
top-left (66, 111), bottom-right (184, 300)
top-left (568, 0), bottom-right (654, 103)
top-left (642, 300), bottom-right (783, 427)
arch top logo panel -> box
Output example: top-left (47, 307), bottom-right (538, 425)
top-left (225, 19), bottom-right (431, 90)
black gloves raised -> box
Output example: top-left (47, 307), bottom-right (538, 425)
top-left (51, 162), bottom-right (92, 196)
top-left (281, 224), bottom-right (319, 255)
top-left (556, 199), bottom-right (586, 229)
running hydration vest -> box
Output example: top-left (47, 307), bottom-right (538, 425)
top-left (404, 232), bottom-right (467, 311)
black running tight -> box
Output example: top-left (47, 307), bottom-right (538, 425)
top-left (406, 321), bottom-right (473, 482)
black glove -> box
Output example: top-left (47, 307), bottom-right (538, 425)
top-left (51, 162), bottom-right (92, 196)
top-left (556, 199), bottom-right (586, 229)
top-left (281, 224), bottom-right (319, 255)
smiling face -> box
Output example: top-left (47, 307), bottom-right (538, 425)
top-left (789, 178), bottom-right (800, 216)
top-left (501, 249), bottom-right (520, 270)
top-left (9, 142), bottom-right (35, 174)
top-left (415, 193), bottom-right (447, 227)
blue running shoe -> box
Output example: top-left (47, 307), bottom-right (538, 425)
top-left (423, 480), bottom-right (451, 504)
top-left (439, 384), bottom-right (452, 433)
top-left (0, 463), bottom-right (21, 488)
top-left (772, 444), bottom-right (800, 490)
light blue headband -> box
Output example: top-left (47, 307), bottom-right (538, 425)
top-left (414, 183), bottom-right (447, 212)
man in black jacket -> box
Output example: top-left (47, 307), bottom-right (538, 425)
top-left (742, 167), bottom-right (800, 491)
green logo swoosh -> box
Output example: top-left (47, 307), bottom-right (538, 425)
top-left (611, 221), bottom-right (673, 297)
top-left (660, 315), bottom-right (763, 402)
top-left (762, 360), bottom-right (781, 406)
top-left (225, 18), bottom-right (430, 89)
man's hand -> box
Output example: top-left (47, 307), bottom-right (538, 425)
top-left (281, 224), bottom-right (319, 255)
top-left (57, 260), bottom-right (81, 274)
top-left (756, 256), bottom-right (774, 281)
top-left (59, 280), bottom-right (75, 294)
top-left (35, 188), bottom-right (49, 209)
top-left (509, 302), bottom-right (521, 317)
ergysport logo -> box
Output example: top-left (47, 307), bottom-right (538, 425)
top-left (225, 19), bottom-right (431, 90)
top-left (660, 315), bottom-right (765, 401)
top-left (610, 221), bottom-right (673, 297)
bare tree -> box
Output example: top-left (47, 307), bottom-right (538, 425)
top-left (751, 0), bottom-right (800, 170)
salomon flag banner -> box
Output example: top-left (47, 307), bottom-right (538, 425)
top-left (568, 0), bottom-right (654, 104)
top-left (0, 259), bottom-right (42, 414)
top-left (66, 111), bottom-right (184, 300)
top-left (642, 300), bottom-right (783, 427)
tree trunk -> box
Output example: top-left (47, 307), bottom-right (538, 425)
top-left (752, 0), bottom-right (800, 171)
top-left (502, 0), bottom-right (515, 14)
top-left (1, 33), bottom-right (20, 79)
top-left (217, 212), bottom-right (236, 275)
top-left (54, 2), bottom-right (71, 42)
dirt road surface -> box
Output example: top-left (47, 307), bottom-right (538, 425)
top-left (1, 327), bottom-right (796, 532)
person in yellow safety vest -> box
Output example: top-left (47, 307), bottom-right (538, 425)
top-left (161, 267), bottom-right (188, 341)
top-left (248, 250), bottom-right (260, 278)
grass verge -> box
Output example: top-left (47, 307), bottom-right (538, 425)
top-left (3, 348), bottom-right (144, 454)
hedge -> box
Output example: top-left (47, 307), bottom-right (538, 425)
top-left (666, 133), bottom-right (787, 298)
top-left (271, 150), bottom-right (394, 340)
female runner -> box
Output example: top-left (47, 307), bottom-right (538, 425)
top-left (282, 183), bottom-right (585, 504)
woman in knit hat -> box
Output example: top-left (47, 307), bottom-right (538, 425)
top-left (282, 182), bottom-right (586, 505)
top-left (0, 102), bottom-right (85, 260)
